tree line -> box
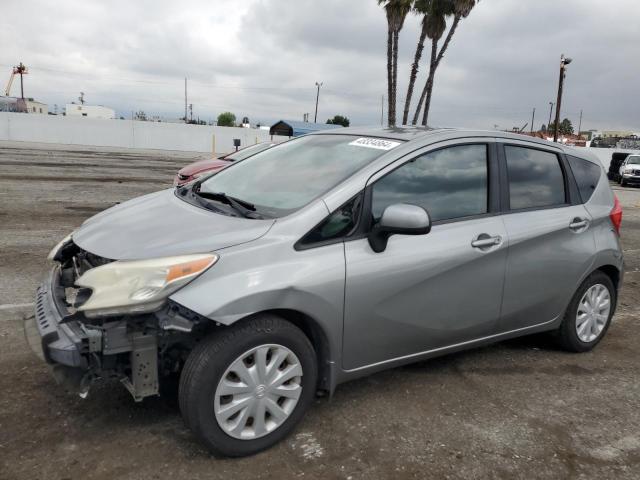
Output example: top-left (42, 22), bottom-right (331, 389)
top-left (215, 112), bottom-right (351, 128)
top-left (542, 119), bottom-right (575, 136)
top-left (379, 0), bottom-right (478, 127)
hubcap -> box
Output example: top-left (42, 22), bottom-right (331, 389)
top-left (576, 284), bottom-right (611, 343)
top-left (214, 344), bottom-right (303, 440)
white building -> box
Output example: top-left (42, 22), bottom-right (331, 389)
top-left (24, 98), bottom-right (48, 114)
top-left (65, 104), bottom-right (115, 119)
top-left (0, 97), bottom-right (47, 114)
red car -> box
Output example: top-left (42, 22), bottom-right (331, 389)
top-left (173, 142), bottom-right (274, 186)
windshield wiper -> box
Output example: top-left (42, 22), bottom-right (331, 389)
top-left (194, 190), bottom-right (262, 219)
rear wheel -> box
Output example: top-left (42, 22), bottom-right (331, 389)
top-left (179, 314), bottom-right (317, 457)
top-left (556, 271), bottom-right (615, 352)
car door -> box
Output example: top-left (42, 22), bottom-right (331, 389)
top-left (497, 141), bottom-right (596, 332)
top-left (342, 140), bottom-right (508, 371)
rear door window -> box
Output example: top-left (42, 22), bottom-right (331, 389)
top-left (505, 146), bottom-right (566, 210)
top-left (567, 155), bottom-right (601, 203)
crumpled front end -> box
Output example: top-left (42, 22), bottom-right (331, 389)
top-left (25, 241), bottom-right (210, 401)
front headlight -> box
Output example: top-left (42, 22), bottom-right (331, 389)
top-left (76, 253), bottom-right (218, 318)
top-left (47, 232), bottom-right (74, 261)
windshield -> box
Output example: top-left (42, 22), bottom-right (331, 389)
top-left (627, 156), bottom-right (640, 165)
top-left (199, 135), bottom-right (400, 217)
top-left (225, 142), bottom-right (273, 162)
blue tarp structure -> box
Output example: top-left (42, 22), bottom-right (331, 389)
top-left (269, 120), bottom-right (343, 137)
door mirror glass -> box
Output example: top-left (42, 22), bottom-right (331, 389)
top-left (368, 203), bottom-right (431, 253)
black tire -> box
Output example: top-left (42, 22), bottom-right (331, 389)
top-left (179, 314), bottom-right (318, 457)
top-left (621, 177), bottom-right (627, 187)
top-left (555, 271), bottom-right (616, 352)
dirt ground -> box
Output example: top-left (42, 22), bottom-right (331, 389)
top-left (1, 143), bottom-right (639, 480)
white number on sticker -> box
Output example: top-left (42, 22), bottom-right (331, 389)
top-left (348, 138), bottom-right (401, 151)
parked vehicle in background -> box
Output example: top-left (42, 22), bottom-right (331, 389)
top-left (28, 127), bottom-right (623, 457)
top-left (608, 152), bottom-right (630, 182)
top-left (174, 142), bottom-right (274, 186)
top-left (618, 155), bottom-right (640, 186)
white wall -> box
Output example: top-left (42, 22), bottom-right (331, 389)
top-left (0, 112), bottom-right (284, 153)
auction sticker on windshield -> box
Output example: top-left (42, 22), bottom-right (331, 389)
top-left (348, 138), bottom-right (401, 150)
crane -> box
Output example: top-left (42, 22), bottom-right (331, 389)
top-left (4, 63), bottom-right (28, 98)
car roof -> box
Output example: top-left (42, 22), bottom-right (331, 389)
top-left (312, 125), bottom-right (610, 168)
top-left (312, 125), bottom-right (445, 141)
top-left (313, 125), bottom-right (572, 149)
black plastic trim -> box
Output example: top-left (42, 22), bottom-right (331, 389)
top-left (33, 269), bottom-right (87, 368)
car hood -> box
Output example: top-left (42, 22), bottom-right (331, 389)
top-left (73, 189), bottom-right (275, 260)
top-left (178, 159), bottom-right (231, 176)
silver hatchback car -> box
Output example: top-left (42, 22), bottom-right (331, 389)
top-left (27, 127), bottom-right (624, 456)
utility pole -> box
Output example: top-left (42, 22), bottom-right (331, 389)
top-left (577, 109), bottom-right (583, 137)
top-left (530, 107), bottom-right (536, 133)
top-left (189, 103), bottom-right (193, 122)
top-left (314, 82), bottom-right (323, 123)
top-left (548, 102), bottom-right (554, 131)
top-left (13, 62), bottom-right (28, 99)
top-left (553, 54), bottom-right (572, 142)
top-left (184, 77), bottom-right (188, 124)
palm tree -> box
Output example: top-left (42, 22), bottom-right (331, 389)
top-left (401, 0), bottom-right (432, 126)
top-left (412, 0), bottom-right (477, 126)
top-left (379, 0), bottom-right (413, 127)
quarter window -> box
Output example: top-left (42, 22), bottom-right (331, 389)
top-left (298, 194), bottom-right (362, 246)
top-left (505, 146), bottom-right (566, 210)
top-left (371, 144), bottom-right (488, 222)
top-left (567, 155), bottom-right (601, 203)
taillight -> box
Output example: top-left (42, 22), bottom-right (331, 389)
top-left (610, 194), bottom-right (622, 234)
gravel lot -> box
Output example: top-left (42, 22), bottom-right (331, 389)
top-left (1, 143), bottom-right (639, 480)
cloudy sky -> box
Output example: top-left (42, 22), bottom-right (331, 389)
top-left (2, 0), bottom-right (638, 131)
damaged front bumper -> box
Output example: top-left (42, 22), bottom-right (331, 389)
top-left (25, 267), bottom-right (161, 401)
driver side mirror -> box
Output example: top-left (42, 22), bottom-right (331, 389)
top-left (368, 203), bottom-right (431, 253)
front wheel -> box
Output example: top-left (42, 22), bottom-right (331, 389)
top-left (555, 271), bottom-right (616, 352)
top-left (179, 315), bottom-right (318, 457)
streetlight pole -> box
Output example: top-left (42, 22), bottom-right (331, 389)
top-left (548, 102), bottom-right (554, 132)
top-left (314, 82), bottom-right (323, 123)
top-left (553, 54), bottom-right (572, 142)
top-left (530, 107), bottom-right (536, 133)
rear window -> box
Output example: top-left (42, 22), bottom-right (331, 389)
top-left (567, 155), bottom-right (601, 203)
top-left (505, 146), bottom-right (566, 210)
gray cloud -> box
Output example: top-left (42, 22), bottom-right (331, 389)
top-left (1, 0), bottom-right (638, 131)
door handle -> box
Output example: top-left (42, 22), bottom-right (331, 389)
top-left (471, 234), bottom-right (502, 249)
top-left (569, 218), bottom-right (589, 231)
